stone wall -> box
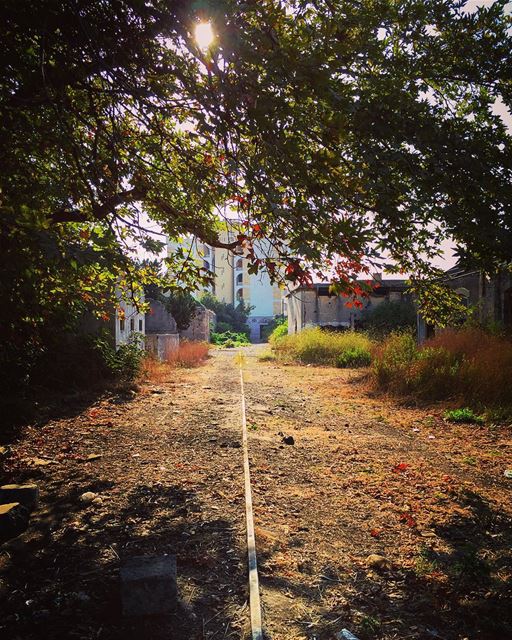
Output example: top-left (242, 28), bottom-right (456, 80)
top-left (145, 299), bottom-right (177, 334)
top-left (145, 334), bottom-right (179, 361)
top-left (180, 306), bottom-right (215, 342)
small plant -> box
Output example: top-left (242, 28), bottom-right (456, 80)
top-left (211, 331), bottom-right (250, 347)
top-left (94, 332), bottom-right (144, 381)
top-left (444, 407), bottom-right (484, 424)
top-left (335, 346), bottom-right (371, 368)
top-left (258, 351), bottom-right (276, 362)
top-left (268, 320), bottom-right (288, 345)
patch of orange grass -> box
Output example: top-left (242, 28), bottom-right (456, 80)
top-left (140, 355), bottom-right (174, 384)
top-left (169, 341), bottom-right (210, 367)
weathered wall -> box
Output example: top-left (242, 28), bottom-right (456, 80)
top-left (180, 307), bottom-right (215, 342)
top-left (145, 299), bottom-right (177, 334)
top-left (145, 333), bottom-right (179, 361)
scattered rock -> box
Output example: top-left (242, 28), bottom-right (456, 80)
top-left (0, 502), bottom-right (30, 542)
top-left (29, 458), bottom-right (55, 467)
top-left (366, 554), bottom-right (390, 571)
top-left (504, 469), bottom-right (512, 479)
top-left (84, 454), bottom-right (102, 462)
top-left (151, 388), bottom-right (164, 394)
top-left (282, 435), bottom-right (295, 445)
top-left (0, 484), bottom-right (39, 512)
top-left (0, 446), bottom-right (11, 459)
top-left (92, 497), bottom-right (104, 506)
top-left (79, 492), bottom-right (97, 504)
top-left (120, 555), bottom-right (177, 616)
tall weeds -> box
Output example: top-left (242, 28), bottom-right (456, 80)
top-left (272, 327), bottom-right (372, 367)
top-left (373, 329), bottom-right (512, 408)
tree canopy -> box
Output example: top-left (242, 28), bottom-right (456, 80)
top-left (2, 0), bottom-right (512, 382)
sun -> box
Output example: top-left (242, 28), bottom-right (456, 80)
top-left (194, 22), bottom-right (214, 51)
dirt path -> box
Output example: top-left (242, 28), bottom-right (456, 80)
top-left (1, 347), bottom-right (512, 640)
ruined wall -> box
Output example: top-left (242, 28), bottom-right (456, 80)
top-left (180, 307), bottom-right (215, 342)
top-left (145, 333), bottom-right (179, 361)
top-left (145, 299), bottom-right (177, 334)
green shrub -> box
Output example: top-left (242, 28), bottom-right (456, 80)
top-left (336, 346), bottom-right (372, 368)
top-left (444, 407), bottom-right (484, 424)
top-left (211, 331), bottom-right (250, 347)
top-left (268, 320), bottom-right (288, 345)
top-left (360, 299), bottom-right (417, 337)
top-left (272, 327), bottom-right (372, 367)
top-left (263, 315), bottom-right (287, 343)
top-left (94, 333), bottom-right (144, 381)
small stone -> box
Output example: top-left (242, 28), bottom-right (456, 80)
top-left (0, 446), bottom-right (10, 458)
top-left (0, 502), bottom-right (30, 542)
top-left (0, 484), bottom-right (39, 512)
top-left (366, 554), bottom-right (390, 571)
top-left (120, 555), bottom-right (177, 616)
top-left (282, 435), bottom-right (295, 445)
top-left (85, 454), bottom-right (102, 462)
top-left (92, 497), bottom-right (104, 506)
top-left (79, 492), bottom-right (97, 504)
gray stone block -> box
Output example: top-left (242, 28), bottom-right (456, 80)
top-left (120, 555), bottom-right (177, 616)
top-left (0, 484), bottom-right (39, 512)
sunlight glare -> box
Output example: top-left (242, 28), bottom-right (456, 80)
top-left (195, 22), bottom-right (214, 51)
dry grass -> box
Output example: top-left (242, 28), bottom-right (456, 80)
top-left (373, 328), bottom-right (512, 409)
top-left (141, 341), bottom-right (210, 383)
top-left (273, 326), bottom-right (372, 367)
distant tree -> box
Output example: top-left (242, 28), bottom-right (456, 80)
top-left (199, 292), bottom-right (253, 336)
top-left (360, 300), bottom-right (417, 337)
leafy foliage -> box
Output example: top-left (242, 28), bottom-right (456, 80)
top-left (336, 346), bottom-right (372, 368)
top-left (268, 320), bottom-right (289, 345)
top-left (444, 407), bottom-right (485, 424)
top-left (2, 1), bottom-right (512, 388)
top-left (200, 292), bottom-right (253, 335)
top-left (361, 300), bottom-right (417, 337)
top-left (211, 331), bottom-right (250, 348)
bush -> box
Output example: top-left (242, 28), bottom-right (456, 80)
top-left (211, 331), bottom-right (250, 348)
top-left (262, 315), bottom-right (286, 342)
top-left (272, 327), bottom-right (372, 367)
top-left (200, 292), bottom-right (252, 336)
top-left (372, 328), bottom-right (512, 410)
top-left (360, 299), bottom-right (417, 337)
top-left (444, 407), bottom-right (484, 424)
top-left (336, 346), bottom-right (372, 368)
top-left (372, 332), bottom-right (418, 391)
top-left (268, 320), bottom-right (288, 345)
top-left (94, 333), bottom-right (144, 381)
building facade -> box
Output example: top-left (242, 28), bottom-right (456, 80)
top-left (287, 278), bottom-right (409, 334)
top-left (168, 230), bottom-right (286, 342)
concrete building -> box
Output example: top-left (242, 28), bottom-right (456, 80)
top-left (417, 265), bottom-right (512, 341)
top-left (287, 278), bottom-right (409, 334)
top-left (168, 230), bottom-right (286, 342)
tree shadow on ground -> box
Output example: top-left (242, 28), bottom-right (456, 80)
top-left (0, 482), bottom-right (247, 640)
top-left (256, 489), bottom-right (512, 640)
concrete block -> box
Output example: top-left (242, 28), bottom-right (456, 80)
top-left (0, 484), bottom-right (39, 512)
top-left (120, 555), bottom-right (177, 616)
top-left (0, 502), bottom-right (29, 543)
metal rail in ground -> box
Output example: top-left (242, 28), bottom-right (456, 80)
top-left (238, 354), bottom-right (264, 640)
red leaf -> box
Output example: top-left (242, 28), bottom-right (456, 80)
top-left (399, 513), bottom-right (417, 527)
top-left (370, 528), bottom-right (382, 538)
top-left (392, 462), bottom-right (410, 473)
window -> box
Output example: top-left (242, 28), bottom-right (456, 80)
top-left (138, 319), bottom-right (143, 331)
top-left (203, 260), bottom-right (210, 271)
top-left (235, 258), bottom-right (243, 269)
top-left (120, 319), bottom-right (125, 331)
top-left (130, 318), bottom-right (135, 331)
top-left (236, 273), bottom-right (243, 285)
top-left (236, 288), bottom-right (244, 301)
